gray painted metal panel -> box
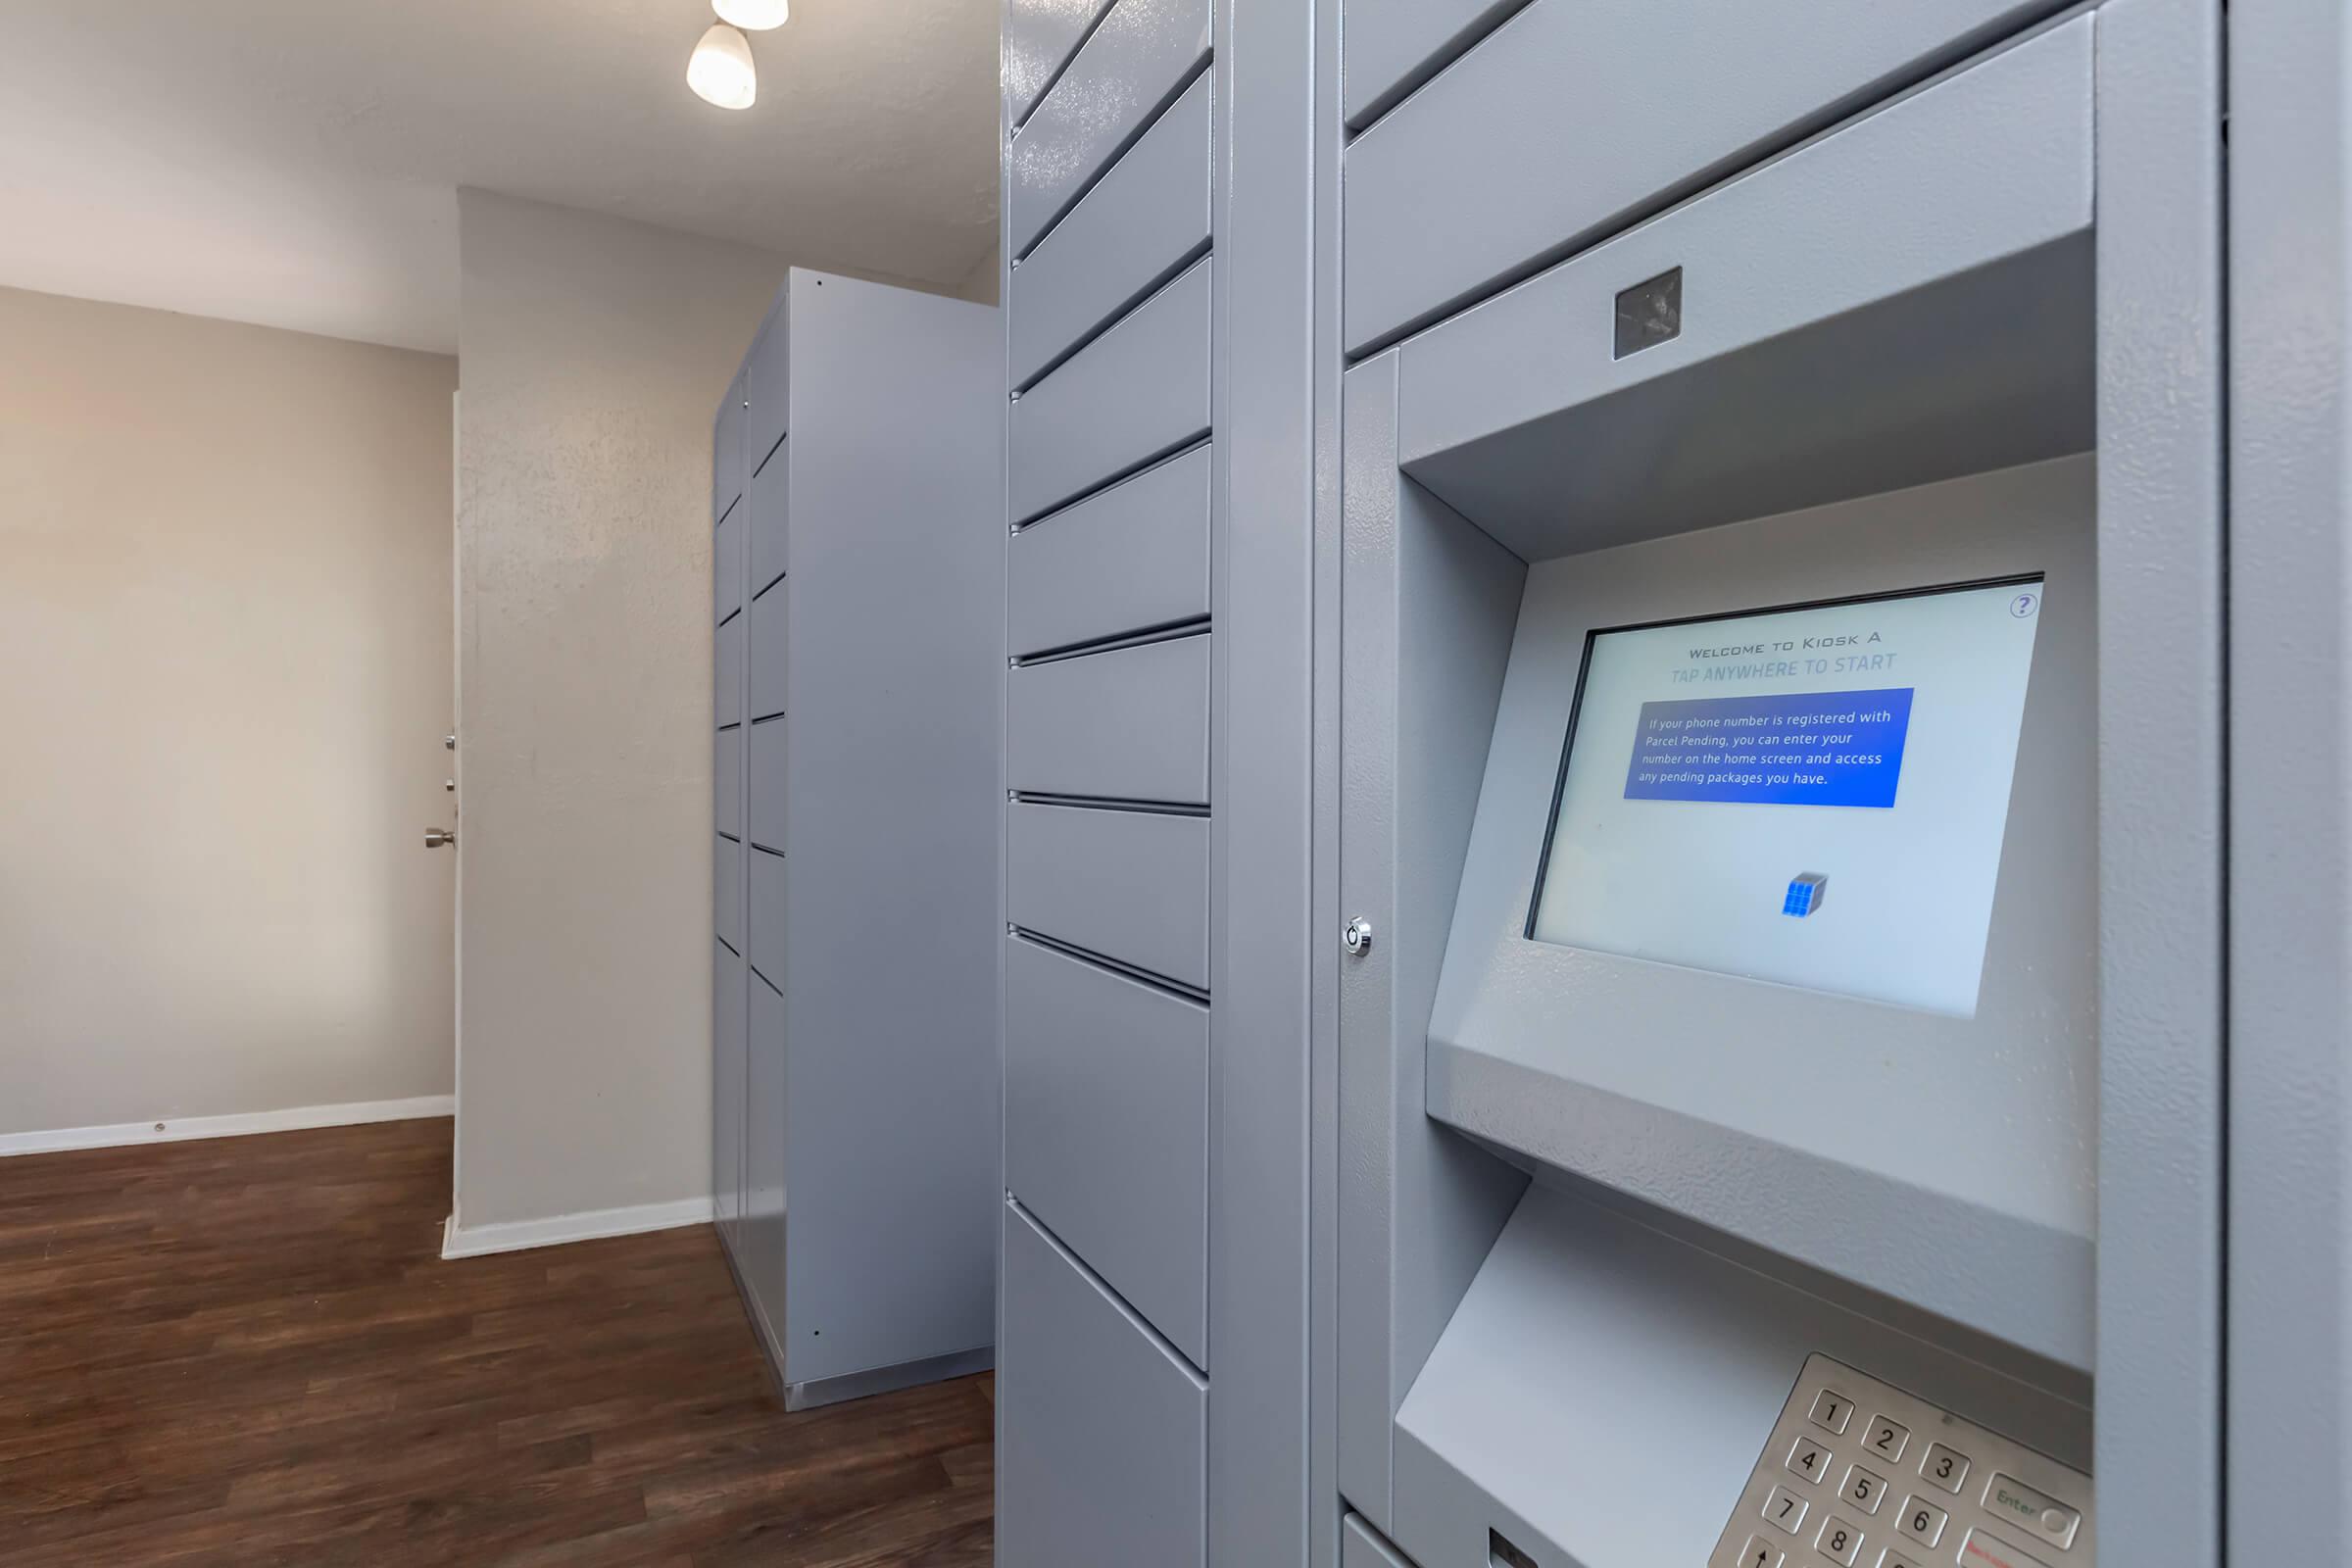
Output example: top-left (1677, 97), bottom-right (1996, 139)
top-left (1343, 0), bottom-right (2064, 350)
top-left (999, 1200), bottom-right (1207, 1568)
top-left (1005, 0), bottom-right (1117, 128)
top-left (1309, 0), bottom-right (1346, 1559)
top-left (714, 613), bottom-right (743, 729)
top-left (1337, 354), bottom-right (1529, 1533)
top-left (2229, 0), bottom-right (2348, 1560)
top-left (749, 584), bottom-right (787, 723)
top-left (745, 301), bottom-right (789, 480)
top-left (1008, 444), bottom-right (1210, 657)
top-left (714, 832), bottom-right (744, 954)
top-left (750, 434), bottom-right (788, 596)
top-left (1007, 0), bottom-right (1210, 259)
top-left (1007, 633), bottom-right (1210, 805)
top-left (1009, 257), bottom-right (1211, 522)
top-left (714, 726), bottom-right (743, 840)
top-left (1340, 0), bottom-right (1522, 129)
top-left (1005, 803), bottom-right (1208, 990)
top-left (1010, 70), bottom-right (1212, 390)
top-left (747, 718), bottom-right (787, 853)
top-left (739, 968), bottom-right (788, 1346)
top-left (714, 504), bottom-right (744, 622)
top-left (749, 847), bottom-right (785, 991)
top-left (1396, 19), bottom-right (2095, 558)
top-left (1427, 459), bottom-right (2099, 1369)
top-left (1005, 936), bottom-right (1209, 1367)
top-left (2088, 1), bottom-right (2227, 1562)
top-left (1211, 0), bottom-right (1319, 1556)
top-left (713, 371), bottom-right (745, 523)
top-left (1343, 1515), bottom-right (1415, 1568)
top-left (779, 270), bottom-right (1002, 1388)
top-left (1389, 1189), bottom-right (2090, 1568)
top-left (713, 940), bottom-right (747, 1244)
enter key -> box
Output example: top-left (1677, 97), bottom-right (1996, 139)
top-left (1984, 1471), bottom-right (2083, 1550)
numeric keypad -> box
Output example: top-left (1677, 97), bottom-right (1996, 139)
top-left (1708, 1356), bottom-right (2096, 1568)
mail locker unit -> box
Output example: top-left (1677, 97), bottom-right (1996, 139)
top-left (998, 0), bottom-right (1216, 1557)
top-left (710, 270), bottom-right (1003, 1411)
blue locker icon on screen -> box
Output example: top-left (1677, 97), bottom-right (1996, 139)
top-left (1782, 873), bottom-right (1828, 917)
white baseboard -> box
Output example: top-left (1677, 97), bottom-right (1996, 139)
top-left (439, 1196), bottom-right (714, 1260)
top-left (0, 1095), bottom-right (456, 1158)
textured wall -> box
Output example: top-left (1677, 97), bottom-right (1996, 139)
top-left (960, 238), bottom-right (1003, 306)
top-left (0, 286), bottom-right (458, 1137)
top-left (453, 190), bottom-right (788, 1229)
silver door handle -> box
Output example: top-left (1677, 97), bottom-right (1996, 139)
top-left (424, 829), bottom-right (457, 848)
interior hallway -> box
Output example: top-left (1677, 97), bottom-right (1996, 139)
top-left (0, 1120), bottom-right (994, 1566)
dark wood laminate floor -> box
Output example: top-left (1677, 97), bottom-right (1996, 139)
top-left (0, 1119), bottom-right (994, 1567)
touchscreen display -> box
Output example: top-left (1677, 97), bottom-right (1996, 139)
top-left (1527, 578), bottom-right (2044, 1015)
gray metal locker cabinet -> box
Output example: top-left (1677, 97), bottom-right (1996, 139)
top-left (988, 1), bottom-right (2322, 1561)
top-left (995, 0), bottom-right (1321, 1558)
top-left (1311, 3), bottom-right (2227, 1568)
top-left (709, 270), bottom-right (1003, 1410)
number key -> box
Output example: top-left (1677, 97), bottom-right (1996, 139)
top-left (1919, 1442), bottom-right (1971, 1495)
top-left (1896, 1494), bottom-right (1948, 1548)
top-left (1761, 1485), bottom-right (1808, 1536)
top-left (1815, 1514), bottom-right (1866, 1567)
top-left (1809, 1389), bottom-right (1856, 1435)
top-left (1787, 1437), bottom-right (1834, 1486)
top-left (1862, 1414), bottom-right (1911, 1463)
top-left (1840, 1463), bottom-right (1889, 1515)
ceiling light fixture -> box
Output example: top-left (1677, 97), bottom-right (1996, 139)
top-left (713, 0), bottom-right (789, 29)
top-left (688, 22), bottom-right (758, 110)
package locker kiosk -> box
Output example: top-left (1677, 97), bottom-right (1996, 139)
top-left (709, 270), bottom-right (1004, 1410)
top-left (1330, 4), bottom-right (2221, 1568)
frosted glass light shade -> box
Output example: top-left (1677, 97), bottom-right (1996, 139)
top-left (688, 23), bottom-right (758, 110)
top-left (714, 0), bottom-right (789, 28)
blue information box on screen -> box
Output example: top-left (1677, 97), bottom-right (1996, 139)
top-left (1621, 688), bottom-right (1915, 808)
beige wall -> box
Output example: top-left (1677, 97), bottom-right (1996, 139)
top-left (0, 287), bottom-right (459, 1138)
top-left (960, 239), bottom-right (1002, 307)
top-left (454, 190), bottom-right (788, 1231)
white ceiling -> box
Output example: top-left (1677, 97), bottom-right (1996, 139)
top-left (0, 1), bottom-right (1001, 353)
